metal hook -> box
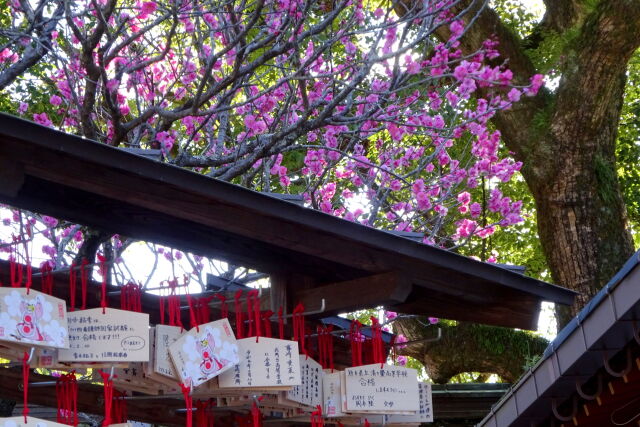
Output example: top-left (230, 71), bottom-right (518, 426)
top-left (26, 347), bottom-right (35, 364)
top-left (272, 299), bottom-right (326, 320)
top-left (108, 365), bottom-right (115, 381)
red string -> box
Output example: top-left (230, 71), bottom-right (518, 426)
top-left (234, 291), bottom-right (244, 339)
top-left (310, 405), bottom-right (323, 427)
top-left (213, 294), bottom-right (228, 319)
top-left (99, 371), bottom-right (114, 427)
top-left (168, 294), bottom-right (183, 330)
top-left (364, 419), bottom-right (370, 427)
top-left (293, 303), bottom-right (306, 356)
top-left (120, 283), bottom-right (142, 312)
top-left (56, 374), bottom-right (62, 423)
top-left (112, 390), bottom-right (127, 424)
top-left (23, 237), bottom-right (32, 294)
top-left (370, 317), bottom-right (385, 367)
top-left (69, 262), bottom-right (77, 312)
top-left (22, 351), bottom-right (30, 423)
top-left (80, 258), bottom-right (88, 310)
top-left (186, 294), bottom-right (199, 332)
top-left (180, 383), bottom-right (193, 427)
top-left (196, 296), bottom-right (213, 325)
top-left (71, 373), bottom-right (78, 426)
top-left (195, 399), bottom-right (215, 427)
top-left (159, 295), bottom-right (166, 325)
top-left (262, 310), bottom-right (273, 338)
top-left (277, 307), bottom-right (284, 340)
top-left (98, 255), bottom-right (108, 314)
top-left (350, 320), bottom-right (363, 367)
top-left (329, 327), bottom-right (335, 371)
top-left (317, 325), bottom-right (334, 370)
top-left (247, 290), bottom-right (261, 341)
top-left (317, 326), bottom-right (326, 369)
top-left (41, 263), bottom-right (53, 295)
top-left (56, 373), bottom-right (78, 426)
top-left (10, 244), bottom-right (22, 288)
top-left (246, 291), bottom-right (254, 338)
top-left (250, 399), bottom-right (262, 427)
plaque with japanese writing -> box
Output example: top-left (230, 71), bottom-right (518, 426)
top-left (286, 355), bottom-right (323, 408)
top-left (154, 324), bottom-right (182, 379)
top-left (323, 370), bottom-right (345, 418)
top-left (384, 382), bottom-right (433, 423)
top-left (57, 308), bottom-right (149, 362)
top-left (218, 337), bottom-right (300, 389)
top-left (168, 319), bottom-right (239, 387)
top-left (0, 288), bottom-right (68, 349)
top-left (344, 364), bottom-right (419, 413)
top-left (0, 417), bottom-right (70, 427)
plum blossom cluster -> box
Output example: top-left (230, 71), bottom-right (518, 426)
top-left (3, 0), bottom-right (542, 252)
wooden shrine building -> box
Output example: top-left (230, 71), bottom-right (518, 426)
top-left (0, 113), bottom-right (577, 425)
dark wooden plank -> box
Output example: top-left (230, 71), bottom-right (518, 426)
top-left (293, 272), bottom-right (412, 318)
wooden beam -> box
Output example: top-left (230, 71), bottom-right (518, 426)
top-left (293, 272), bottom-right (412, 317)
top-left (0, 157), bottom-right (24, 197)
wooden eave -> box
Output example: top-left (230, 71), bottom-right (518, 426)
top-left (0, 113), bottom-right (576, 329)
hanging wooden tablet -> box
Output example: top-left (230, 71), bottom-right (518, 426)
top-left (168, 318), bottom-right (239, 387)
top-left (0, 288), bottom-right (68, 349)
top-left (284, 355), bottom-right (323, 408)
top-left (343, 364), bottom-right (420, 413)
top-left (218, 337), bottom-right (301, 389)
top-left (57, 308), bottom-right (149, 363)
top-left (322, 370), bottom-right (345, 418)
top-left (0, 417), bottom-right (71, 427)
top-left (384, 382), bottom-right (433, 424)
top-left (153, 324), bottom-right (182, 379)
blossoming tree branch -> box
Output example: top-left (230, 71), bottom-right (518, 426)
top-left (0, 0), bottom-right (541, 274)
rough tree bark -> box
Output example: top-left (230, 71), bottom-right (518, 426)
top-left (393, 0), bottom-right (639, 381)
top-left (434, 0), bottom-right (639, 325)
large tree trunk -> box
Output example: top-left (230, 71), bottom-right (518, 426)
top-left (436, 0), bottom-right (639, 326)
top-left (529, 6), bottom-right (637, 323)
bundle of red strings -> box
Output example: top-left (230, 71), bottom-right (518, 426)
top-left (56, 372), bottom-right (78, 426)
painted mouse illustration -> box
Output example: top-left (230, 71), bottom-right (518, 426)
top-left (16, 296), bottom-right (44, 341)
top-left (196, 332), bottom-right (225, 375)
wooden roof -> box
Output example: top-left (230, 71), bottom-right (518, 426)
top-left (0, 113), bottom-right (575, 329)
top-left (479, 250), bottom-right (640, 426)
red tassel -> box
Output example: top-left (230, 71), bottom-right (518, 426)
top-left (99, 370), bottom-right (114, 427)
top-left (22, 351), bottom-right (30, 423)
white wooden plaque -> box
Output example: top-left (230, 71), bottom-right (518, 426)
top-left (384, 382), bottom-right (433, 423)
top-left (218, 337), bottom-right (300, 388)
top-left (154, 324), bottom-right (182, 378)
top-left (168, 319), bottom-right (239, 387)
top-left (344, 364), bottom-right (419, 412)
top-left (323, 370), bottom-right (345, 417)
top-left (0, 417), bottom-right (70, 427)
top-left (57, 308), bottom-right (149, 362)
top-left (0, 288), bottom-right (68, 349)
top-left (286, 355), bottom-right (323, 407)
